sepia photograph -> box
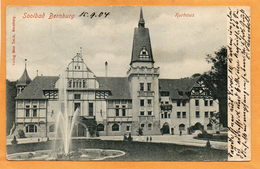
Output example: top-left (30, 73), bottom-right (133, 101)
top-left (5, 6), bottom-right (249, 161)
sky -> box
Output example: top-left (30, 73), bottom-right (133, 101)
top-left (6, 6), bottom-right (227, 81)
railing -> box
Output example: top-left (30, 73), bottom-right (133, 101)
top-left (160, 104), bottom-right (172, 111)
top-left (138, 91), bottom-right (154, 97)
top-left (127, 67), bottom-right (160, 75)
top-left (107, 116), bottom-right (132, 122)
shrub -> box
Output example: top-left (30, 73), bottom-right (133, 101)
top-left (198, 130), bottom-right (213, 139)
top-left (18, 129), bottom-right (26, 138)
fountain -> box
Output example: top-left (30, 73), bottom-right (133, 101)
top-left (7, 72), bottom-right (125, 161)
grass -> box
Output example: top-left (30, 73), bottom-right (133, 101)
top-left (7, 139), bottom-right (227, 161)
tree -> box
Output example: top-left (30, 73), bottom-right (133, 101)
top-left (201, 46), bottom-right (227, 127)
top-left (6, 80), bottom-right (17, 135)
top-left (137, 127), bottom-right (143, 136)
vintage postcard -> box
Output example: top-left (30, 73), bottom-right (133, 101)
top-left (5, 6), bottom-right (250, 161)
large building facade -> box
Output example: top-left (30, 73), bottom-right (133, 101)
top-left (11, 9), bottom-right (219, 138)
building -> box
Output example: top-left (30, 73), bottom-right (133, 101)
top-left (11, 8), bottom-right (219, 138)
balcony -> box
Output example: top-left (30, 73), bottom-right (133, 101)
top-left (138, 91), bottom-right (154, 97)
top-left (107, 116), bottom-right (133, 123)
top-left (160, 104), bottom-right (172, 111)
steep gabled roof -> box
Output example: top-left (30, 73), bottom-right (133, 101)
top-left (130, 8), bottom-right (154, 65)
top-left (96, 77), bottom-right (131, 100)
top-left (16, 76), bottom-right (59, 99)
top-left (17, 68), bottom-right (31, 86)
top-left (159, 77), bottom-right (200, 99)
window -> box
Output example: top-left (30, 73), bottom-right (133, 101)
top-left (141, 124), bottom-right (145, 128)
top-left (97, 124), bottom-right (104, 131)
top-left (196, 111), bottom-right (200, 118)
top-left (207, 123), bottom-right (213, 130)
top-left (182, 101), bottom-right (186, 106)
top-left (49, 125), bottom-right (55, 132)
top-left (33, 105), bottom-right (37, 117)
top-left (210, 100), bottom-right (213, 106)
top-left (112, 123), bottom-right (119, 131)
top-left (74, 94), bottom-right (81, 99)
top-left (161, 113), bottom-right (164, 118)
top-left (68, 80), bottom-right (72, 88)
top-left (25, 105), bottom-right (30, 117)
top-left (177, 100), bottom-right (181, 106)
top-left (147, 99), bottom-right (152, 106)
top-left (182, 112), bottom-right (186, 118)
top-left (160, 101), bottom-right (163, 104)
top-left (116, 106), bottom-right (119, 116)
top-left (195, 100), bottom-right (199, 106)
top-left (210, 111), bottom-right (214, 117)
top-left (122, 106), bottom-right (126, 116)
top-left (83, 80), bottom-right (86, 88)
top-left (165, 101), bottom-right (169, 104)
top-left (89, 103), bottom-right (93, 116)
top-left (148, 124), bottom-right (152, 130)
top-left (126, 126), bottom-right (130, 131)
top-left (164, 112), bottom-right (168, 118)
top-left (160, 91), bottom-right (169, 96)
top-left (179, 124), bottom-right (185, 131)
top-left (140, 99), bottom-right (144, 106)
top-left (26, 125), bottom-right (37, 133)
top-left (168, 114), bottom-right (170, 118)
top-left (140, 111), bottom-right (144, 116)
top-left (205, 111), bottom-right (209, 118)
top-left (148, 111), bottom-right (152, 116)
top-left (140, 83), bottom-right (144, 91)
top-left (177, 112), bottom-right (181, 118)
top-left (178, 91), bottom-right (183, 96)
top-left (75, 103), bottom-right (80, 111)
top-left (204, 100), bottom-right (208, 106)
top-left (147, 83), bottom-right (151, 91)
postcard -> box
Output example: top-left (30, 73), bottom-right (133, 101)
top-left (5, 6), bottom-right (250, 161)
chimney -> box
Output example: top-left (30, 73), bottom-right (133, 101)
top-left (36, 70), bottom-right (38, 76)
top-left (105, 61), bottom-right (108, 77)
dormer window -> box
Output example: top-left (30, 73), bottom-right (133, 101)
top-left (178, 91), bottom-right (183, 96)
top-left (139, 46), bottom-right (149, 59)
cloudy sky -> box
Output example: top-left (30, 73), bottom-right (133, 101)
top-left (6, 6), bottom-right (227, 81)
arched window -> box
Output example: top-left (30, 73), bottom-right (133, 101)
top-left (26, 125), bottom-right (37, 133)
top-left (83, 80), bottom-right (86, 88)
top-left (148, 123), bottom-right (152, 130)
top-left (49, 124), bottom-right (55, 132)
top-left (139, 46), bottom-right (149, 58)
top-left (141, 123), bottom-right (145, 128)
top-left (97, 124), bottom-right (104, 131)
top-left (112, 123), bottom-right (119, 131)
top-left (68, 79), bottom-right (72, 88)
top-left (207, 123), bottom-right (213, 130)
top-left (179, 124), bottom-right (185, 131)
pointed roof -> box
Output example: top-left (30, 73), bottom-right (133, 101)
top-left (130, 8), bottom-right (154, 65)
top-left (17, 60), bottom-right (31, 86)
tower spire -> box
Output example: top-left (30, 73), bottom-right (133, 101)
top-left (138, 7), bottom-right (145, 27)
top-left (25, 59), bottom-right (27, 69)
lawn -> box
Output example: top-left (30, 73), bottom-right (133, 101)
top-left (7, 139), bottom-right (227, 161)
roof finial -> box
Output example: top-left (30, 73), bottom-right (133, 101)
top-left (138, 7), bottom-right (145, 28)
top-left (25, 59), bottom-right (27, 68)
top-left (80, 47), bottom-right (82, 57)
